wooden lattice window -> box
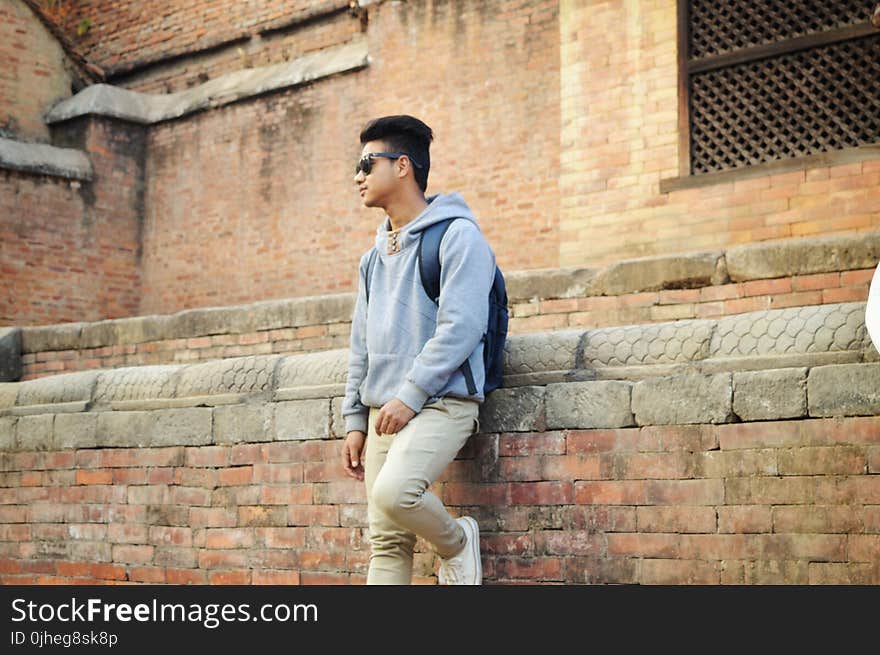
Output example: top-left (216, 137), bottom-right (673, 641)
top-left (679, 1), bottom-right (880, 176)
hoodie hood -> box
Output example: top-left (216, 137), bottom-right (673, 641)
top-left (373, 192), bottom-right (480, 254)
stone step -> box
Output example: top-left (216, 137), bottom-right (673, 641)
top-left (1, 300), bottom-right (877, 453)
top-left (5, 231), bottom-right (879, 382)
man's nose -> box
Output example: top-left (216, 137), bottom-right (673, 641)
top-left (354, 169), bottom-right (365, 183)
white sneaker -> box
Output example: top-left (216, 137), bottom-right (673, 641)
top-left (438, 516), bottom-right (482, 585)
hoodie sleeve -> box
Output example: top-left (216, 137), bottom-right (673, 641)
top-left (341, 251), bottom-right (371, 434)
top-left (395, 220), bottom-right (496, 413)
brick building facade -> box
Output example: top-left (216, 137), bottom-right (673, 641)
top-left (3, 0), bottom-right (878, 326)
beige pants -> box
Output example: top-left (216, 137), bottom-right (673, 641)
top-left (364, 395), bottom-right (480, 585)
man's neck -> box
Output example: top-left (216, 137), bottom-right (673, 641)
top-left (385, 193), bottom-right (429, 231)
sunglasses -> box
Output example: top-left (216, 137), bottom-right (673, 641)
top-left (356, 152), bottom-right (424, 175)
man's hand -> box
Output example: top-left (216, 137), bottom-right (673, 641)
top-left (375, 398), bottom-right (416, 436)
top-left (342, 430), bottom-right (366, 480)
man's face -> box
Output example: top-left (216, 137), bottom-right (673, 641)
top-left (354, 140), bottom-right (399, 209)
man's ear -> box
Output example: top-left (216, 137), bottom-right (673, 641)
top-left (395, 156), bottom-right (411, 180)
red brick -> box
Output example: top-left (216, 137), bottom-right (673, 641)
top-left (217, 466), bottom-right (253, 486)
top-left (260, 484), bottom-right (313, 505)
top-left (534, 530), bottom-right (604, 556)
top-left (717, 422), bottom-right (801, 450)
top-left (209, 570), bottom-right (251, 585)
top-left (741, 278), bottom-right (792, 297)
top-left (252, 570), bottom-right (301, 585)
top-left (185, 446), bottom-right (229, 467)
top-left (508, 481), bottom-right (573, 505)
top-left (165, 568), bottom-right (207, 584)
top-left (640, 559), bottom-right (720, 584)
top-left (494, 557), bottom-right (564, 581)
top-left (718, 505), bottom-right (771, 533)
top-left (300, 572), bottom-right (350, 585)
top-left (607, 533), bottom-right (679, 558)
top-left (839, 269), bottom-right (875, 286)
top-left (822, 287), bottom-right (868, 303)
top-left (539, 455), bottom-right (603, 480)
top-left (287, 505), bottom-right (340, 527)
top-left (636, 506), bottom-right (716, 533)
top-left (565, 429), bottom-right (624, 453)
top-left (791, 272), bottom-right (840, 291)
top-left (499, 432), bottom-right (566, 457)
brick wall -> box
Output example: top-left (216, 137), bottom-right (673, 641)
top-left (141, 0), bottom-right (560, 315)
top-left (0, 116), bottom-right (145, 326)
top-left (3, 417), bottom-right (877, 585)
top-left (559, 0), bottom-right (880, 268)
top-left (2, 344), bottom-right (878, 584)
top-left (0, 0), bottom-right (79, 141)
top-left (53, 0), bottom-right (342, 75)
top-left (5, 0), bottom-right (879, 327)
top-left (114, 10), bottom-right (362, 94)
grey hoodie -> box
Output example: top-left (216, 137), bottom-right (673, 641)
top-left (341, 192), bottom-right (497, 434)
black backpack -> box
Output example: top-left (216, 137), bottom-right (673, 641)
top-left (364, 217), bottom-right (508, 397)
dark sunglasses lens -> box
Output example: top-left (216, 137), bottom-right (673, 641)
top-left (356, 157), bottom-right (372, 175)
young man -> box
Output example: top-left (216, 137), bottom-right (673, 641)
top-left (340, 115), bottom-right (497, 585)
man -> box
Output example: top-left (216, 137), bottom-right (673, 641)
top-left (340, 115), bottom-right (496, 585)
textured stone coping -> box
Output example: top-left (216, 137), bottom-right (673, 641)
top-left (19, 293), bottom-right (354, 354)
top-left (2, 301), bottom-right (875, 419)
top-left (14, 231), bottom-right (880, 355)
top-left (45, 40), bottom-right (369, 125)
top-left (0, 137), bottom-right (93, 180)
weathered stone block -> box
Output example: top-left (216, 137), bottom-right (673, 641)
top-left (54, 413), bottom-right (98, 449)
top-left (726, 232), bottom-right (880, 281)
top-left (97, 411), bottom-right (156, 447)
top-left (479, 386), bottom-right (545, 433)
top-left (0, 416), bottom-right (16, 450)
top-left (632, 373), bottom-right (733, 425)
top-left (0, 382), bottom-right (19, 410)
top-left (274, 399), bottom-right (330, 440)
top-left (330, 397), bottom-right (346, 438)
top-left (152, 408), bottom-right (213, 446)
top-left (808, 363), bottom-right (880, 417)
top-left (505, 267), bottom-right (599, 302)
top-left (545, 380), bottom-right (634, 429)
top-left (595, 251), bottom-right (725, 295)
top-left (15, 414), bottom-right (54, 450)
top-left (214, 403), bottom-right (272, 444)
top-left (18, 322), bottom-right (85, 353)
top-left (733, 368), bottom-right (807, 421)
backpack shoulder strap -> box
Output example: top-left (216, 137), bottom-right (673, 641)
top-left (364, 247), bottom-right (378, 304)
top-left (417, 218), bottom-right (458, 304)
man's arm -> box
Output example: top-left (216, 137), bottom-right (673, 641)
top-left (341, 252), bottom-right (371, 434)
top-left (395, 221), bottom-right (496, 413)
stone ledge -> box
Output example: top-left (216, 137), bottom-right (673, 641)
top-left (20, 295), bottom-right (355, 353)
top-left (4, 301), bottom-right (874, 413)
top-left (726, 232), bottom-right (880, 282)
top-left (0, 138), bottom-right (93, 180)
top-left (1, 301), bottom-right (877, 453)
top-left (3, 361), bottom-right (878, 452)
top-left (16, 232), bottom-right (879, 356)
top-left (45, 40), bottom-right (369, 126)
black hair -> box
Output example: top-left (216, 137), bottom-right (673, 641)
top-left (359, 115), bottom-right (433, 192)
